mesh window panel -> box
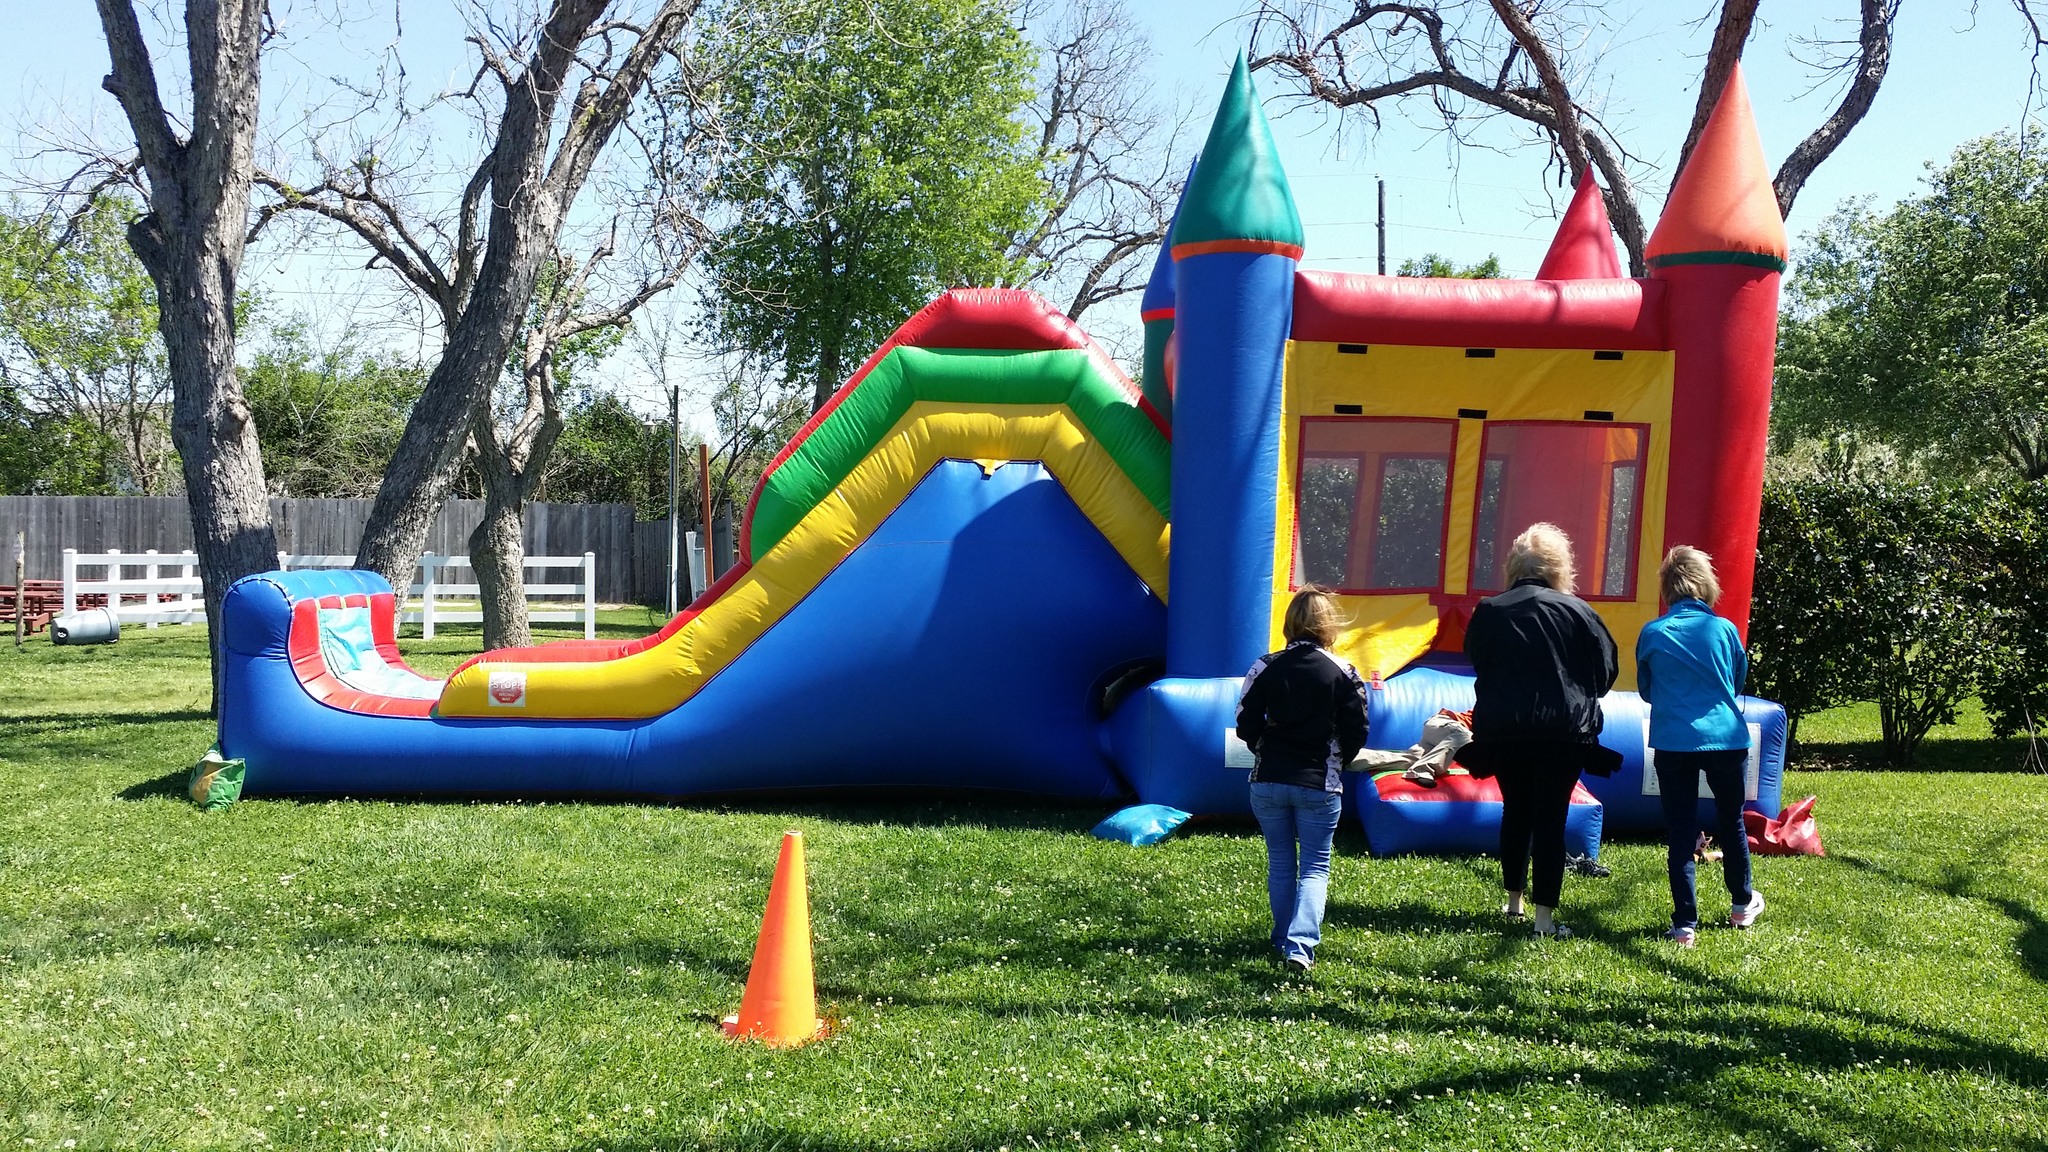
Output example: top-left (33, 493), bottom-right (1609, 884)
top-left (1469, 422), bottom-right (1647, 599)
top-left (1293, 418), bottom-right (1457, 592)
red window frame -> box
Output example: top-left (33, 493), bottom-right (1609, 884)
top-left (1465, 419), bottom-right (1649, 603)
top-left (1291, 416), bottom-right (1460, 595)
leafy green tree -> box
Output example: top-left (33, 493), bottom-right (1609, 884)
top-left (1776, 132), bottom-right (2048, 480)
top-left (1750, 480), bottom-right (1883, 742)
top-left (1397, 253), bottom-right (1504, 279)
top-left (693, 0), bottom-right (1045, 412)
top-left (542, 393), bottom-right (689, 520)
top-left (0, 380), bottom-right (121, 495)
top-left (0, 196), bottom-right (174, 493)
top-left (1981, 479), bottom-right (2048, 742)
top-left (1750, 477), bottom-right (2006, 765)
top-left (241, 323), bottom-right (424, 499)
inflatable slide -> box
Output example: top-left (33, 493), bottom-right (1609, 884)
top-left (220, 55), bottom-right (1789, 853)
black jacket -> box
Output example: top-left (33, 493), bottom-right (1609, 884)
top-left (1462, 579), bottom-right (1619, 745)
top-left (1236, 641), bottom-right (1371, 792)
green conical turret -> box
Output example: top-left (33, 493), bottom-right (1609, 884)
top-left (1170, 53), bottom-right (1303, 259)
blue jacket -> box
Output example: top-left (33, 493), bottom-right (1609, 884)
top-left (1635, 598), bottom-right (1749, 752)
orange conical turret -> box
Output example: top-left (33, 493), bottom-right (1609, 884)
top-left (1536, 169), bottom-right (1622, 280)
top-left (1646, 62), bottom-right (1787, 272)
top-left (1650, 61), bottom-right (1787, 645)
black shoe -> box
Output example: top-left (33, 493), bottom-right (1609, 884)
top-left (1566, 854), bottom-right (1611, 878)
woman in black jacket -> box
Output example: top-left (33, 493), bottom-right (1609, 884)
top-left (1236, 586), bottom-right (1370, 972)
top-left (1461, 523), bottom-right (1618, 939)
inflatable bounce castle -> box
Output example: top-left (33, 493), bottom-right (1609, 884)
top-left (218, 57), bottom-right (1788, 854)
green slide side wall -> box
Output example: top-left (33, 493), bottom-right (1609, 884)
top-left (749, 347), bottom-right (1171, 563)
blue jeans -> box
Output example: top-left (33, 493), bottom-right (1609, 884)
top-left (1249, 781), bottom-right (1343, 964)
top-left (1654, 749), bottom-right (1755, 930)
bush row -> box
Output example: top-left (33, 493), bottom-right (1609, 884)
top-left (1748, 477), bottom-right (2046, 766)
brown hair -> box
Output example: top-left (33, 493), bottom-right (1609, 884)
top-left (1659, 545), bottom-right (1722, 606)
top-left (1283, 585), bottom-right (1345, 648)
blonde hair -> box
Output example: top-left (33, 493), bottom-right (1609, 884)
top-left (1504, 522), bottom-right (1576, 594)
top-left (1660, 545), bottom-right (1722, 606)
top-left (1283, 585), bottom-right (1344, 648)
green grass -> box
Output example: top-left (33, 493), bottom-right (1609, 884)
top-left (1, 622), bottom-right (2045, 1150)
top-left (1794, 698), bottom-right (2039, 773)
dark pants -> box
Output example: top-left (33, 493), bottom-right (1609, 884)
top-left (1495, 751), bottom-right (1583, 908)
top-left (1654, 749), bottom-right (1755, 930)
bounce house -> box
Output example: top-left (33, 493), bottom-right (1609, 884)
top-left (218, 57), bottom-right (1787, 855)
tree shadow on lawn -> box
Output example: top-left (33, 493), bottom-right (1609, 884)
top-left (548, 1046), bottom-right (2048, 1152)
top-left (544, 947), bottom-right (2048, 1152)
top-left (63, 862), bottom-right (2048, 1151)
top-left (1833, 845), bottom-right (2048, 987)
top-left (0, 707), bottom-right (211, 742)
top-left (117, 768), bottom-right (190, 801)
top-left (1792, 736), bottom-right (2035, 773)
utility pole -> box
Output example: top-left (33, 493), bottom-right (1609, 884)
top-left (666, 386), bottom-right (680, 615)
top-left (13, 531), bottom-right (23, 649)
top-left (699, 442), bottom-right (715, 584)
top-left (1377, 178), bottom-right (1387, 275)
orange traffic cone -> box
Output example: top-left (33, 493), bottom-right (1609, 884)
top-left (721, 830), bottom-right (825, 1046)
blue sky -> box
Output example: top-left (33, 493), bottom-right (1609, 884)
top-left (4, 1), bottom-right (2041, 419)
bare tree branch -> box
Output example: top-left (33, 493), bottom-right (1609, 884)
top-left (1772, 0), bottom-right (1896, 216)
top-left (1676, 0), bottom-right (1760, 182)
top-left (1008, 0), bottom-right (1184, 327)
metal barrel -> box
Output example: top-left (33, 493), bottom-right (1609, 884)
top-left (51, 608), bottom-right (121, 645)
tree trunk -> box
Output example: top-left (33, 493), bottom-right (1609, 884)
top-left (468, 484), bottom-right (530, 651)
top-left (95, 0), bottom-right (275, 709)
top-left (353, 239), bottom-right (556, 591)
top-left (143, 217), bottom-right (277, 707)
top-left (813, 341), bottom-right (844, 414)
top-left (349, 0), bottom-right (701, 593)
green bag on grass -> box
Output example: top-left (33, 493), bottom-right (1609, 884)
top-left (188, 746), bottom-right (245, 811)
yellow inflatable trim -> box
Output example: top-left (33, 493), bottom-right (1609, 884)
top-left (439, 403), bottom-right (1170, 720)
top-left (1275, 342), bottom-right (1674, 686)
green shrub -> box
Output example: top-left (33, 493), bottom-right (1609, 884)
top-left (1752, 478), bottom-right (2013, 765)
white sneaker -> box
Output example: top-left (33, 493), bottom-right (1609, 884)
top-left (1730, 891), bottom-right (1765, 929)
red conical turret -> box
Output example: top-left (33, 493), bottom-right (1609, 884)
top-left (1536, 169), bottom-right (1622, 280)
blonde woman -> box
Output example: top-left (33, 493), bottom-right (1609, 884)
top-left (1235, 586), bottom-right (1370, 973)
top-left (1461, 523), bottom-right (1619, 940)
top-left (1637, 546), bottom-right (1762, 948)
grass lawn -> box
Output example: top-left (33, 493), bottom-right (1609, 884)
top-left (1, 618), bottom-right (2045, 1150)
top-left (1793, 698), bottom-right (2041, 774)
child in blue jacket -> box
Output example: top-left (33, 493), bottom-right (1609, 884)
top-left (1636, 546), bottom-right (1764, 946)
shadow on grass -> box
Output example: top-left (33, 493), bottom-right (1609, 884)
top-left (203, 790), bottom-right (1142, 837)
top-left (1791, 737), bottom-right (2035, 773)
top-left (1833, 846), bottom-right (2048, 986)
top-left (0, 707), bottom-right (211, 739)
top-left (118, 768), bottom-right (190, 801)
top-left (30, 854), bottom-right (2048, 1151)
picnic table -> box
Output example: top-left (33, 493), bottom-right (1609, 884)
top-left (2, 580), bottom-right (105, 637)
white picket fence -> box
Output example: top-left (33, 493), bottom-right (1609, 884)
top-left (61, 549), bottom-right (599, 638)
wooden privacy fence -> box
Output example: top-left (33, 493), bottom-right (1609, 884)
top-left (62, 549), bottom-right (599, 637)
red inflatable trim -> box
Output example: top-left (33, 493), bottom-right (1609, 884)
top-left (742, 288), bottom-right (1158, 560)
top-left (1171, 238), bottom-right (1305, 261)
top-left (286, 594), bottom-right (436, 718)
top-left (1371, 773), bottom-right (1600, 806)
top-left (1291, 270), bottom-right (1668, 350)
